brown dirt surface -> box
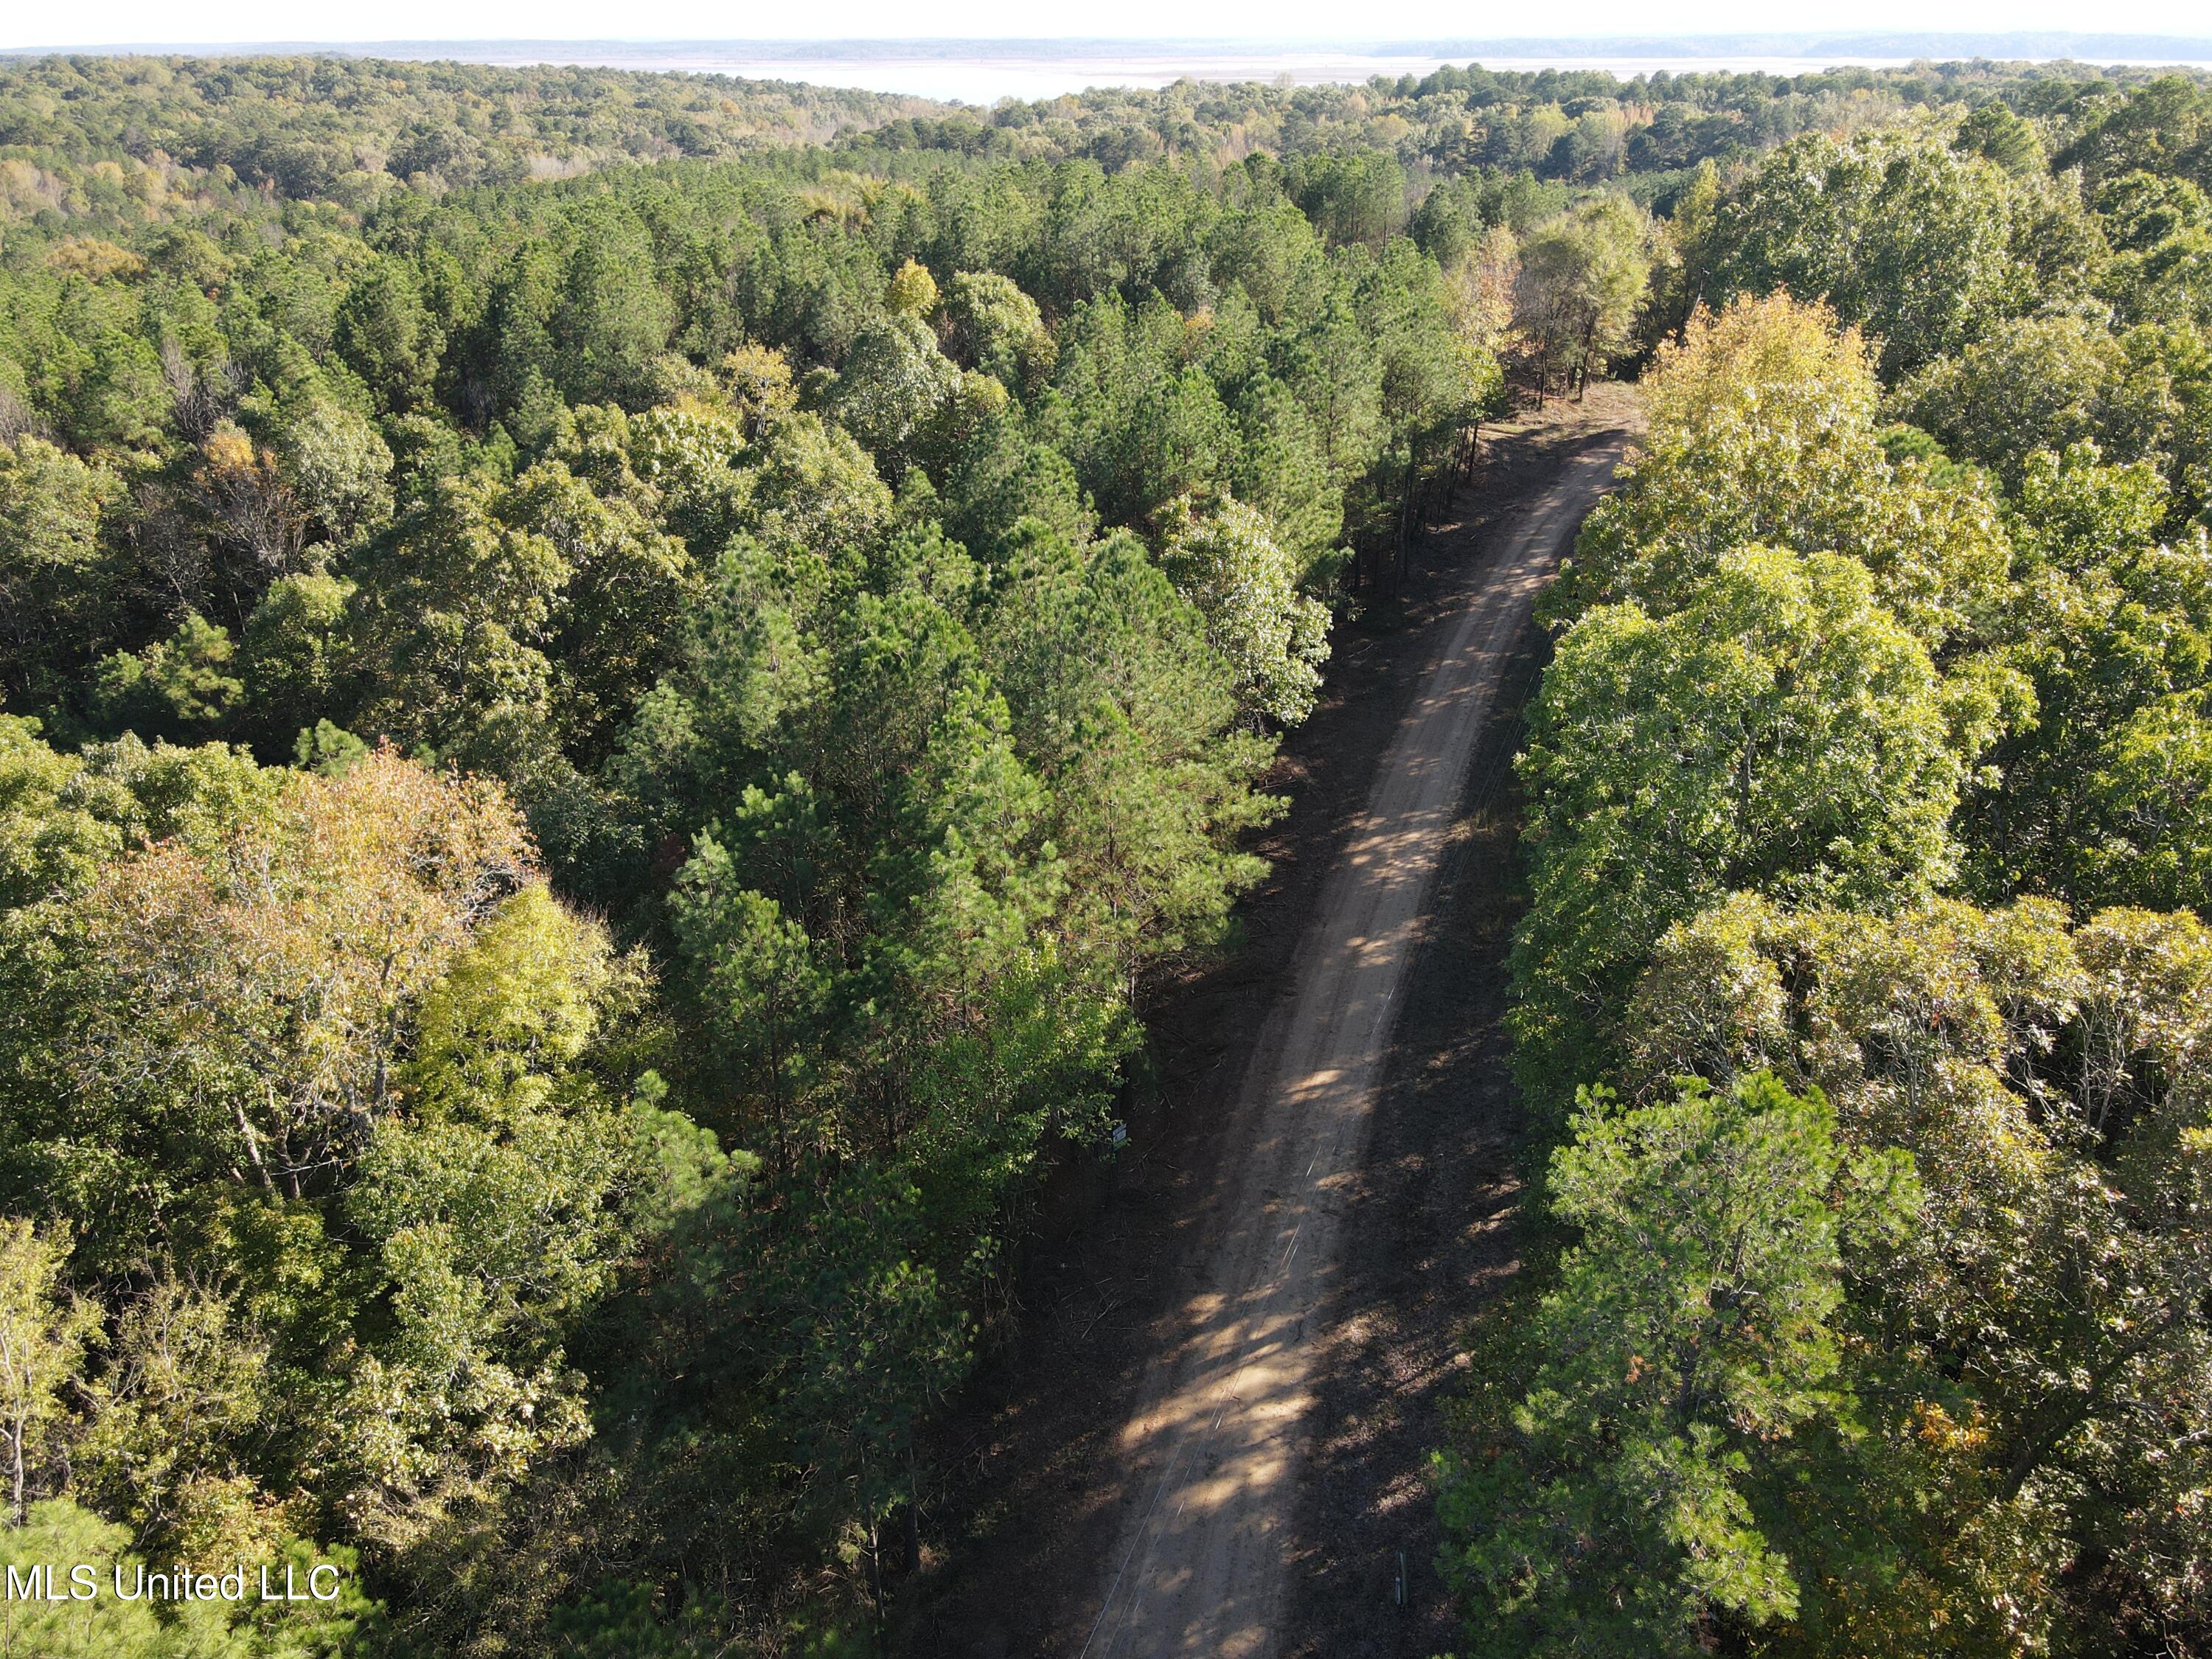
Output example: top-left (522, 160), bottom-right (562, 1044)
top-left (891, 384), bottom-right (1644, 1658)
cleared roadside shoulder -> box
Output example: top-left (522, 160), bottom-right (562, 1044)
top-left (1079, 438), bottom-right (1630, 1659)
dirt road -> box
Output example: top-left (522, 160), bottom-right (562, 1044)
top-left (1077, 438), bottom-right (1628, 1659)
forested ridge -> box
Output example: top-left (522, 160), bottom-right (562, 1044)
top-left (4, 51), bottom-right (2205, 242)
top-left (1, 46), bottom-right (2210, 1658)
top-left (0, 55), bottom-right (936, 233)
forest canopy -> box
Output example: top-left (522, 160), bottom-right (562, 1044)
top-left (0, 45), bottom-right (1520, 1658)
top-left (1441, 62), bottom-right (2212, 1659)
top-left (2, 44), bottom-right (2211, 1659)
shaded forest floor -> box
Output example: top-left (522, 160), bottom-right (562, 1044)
top-left (888, 384), bottom-right (1644, 1658)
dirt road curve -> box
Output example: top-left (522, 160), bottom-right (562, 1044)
top-left (1077, 438), bottom-right (1627, 1659)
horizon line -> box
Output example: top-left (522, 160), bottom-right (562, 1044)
top-left (10, 30), bottom-right (2212, 58)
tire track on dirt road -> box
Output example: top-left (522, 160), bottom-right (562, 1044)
top-left (1079, 437), bottom-right (1628, 1659)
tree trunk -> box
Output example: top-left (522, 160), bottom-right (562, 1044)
top-left (1397, 451), bottom-right (1418, 591)
top-left (867, 1523), bottom-right (886, 1642)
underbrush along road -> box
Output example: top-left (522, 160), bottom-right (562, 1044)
top-left (1080, 438), bottom-right (1627, 1658)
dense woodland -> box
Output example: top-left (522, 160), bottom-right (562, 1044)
top-left (1450, 69), bottom-right (2212, 1659)
top-left (0, 46), bottom-right (2208, 1658)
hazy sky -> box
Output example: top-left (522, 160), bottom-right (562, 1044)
top-left (9, 0), bottom-right (2212, 49)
